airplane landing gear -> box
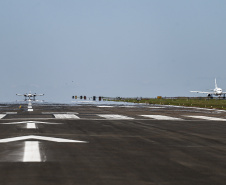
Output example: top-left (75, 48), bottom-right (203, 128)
top-left (207, 94), bottom-right (213, 99)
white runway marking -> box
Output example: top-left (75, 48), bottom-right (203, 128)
top-left (27, 102), bottom-right (33, 111)
top-left (54, 114), bottom-right (80, 119)
top-left (119, 106), bottom-right (136, 108)
top-left (186, 116), bottom-right (226, 121)
top-left (97, 114), bottom-right (134, 120)
top-left (27, 122), bottom-right (36, 129)
top-left (5, 112), bottom-right (17, 114)
top-left (0, 114), bottom-right (6, 119)
top-left (97, 106), bottom-right (114, 107)
top-left (149, 107), bottom-right (165, 109)
top-left (1, 121), bottom-right (61, 129)
top-left (0, 135), bottom-right (87, 143)
top-left (217, 110), bottom-right (226, 112)
top-left (42, 112), bottom-right (78, 114)
top-left (23, 141), bottom-right (41, 162)
top-left (141, 115), bottom-right (183, 120)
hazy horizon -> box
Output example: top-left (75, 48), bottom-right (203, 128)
top-left (1, 1), bottom-right (226, 103)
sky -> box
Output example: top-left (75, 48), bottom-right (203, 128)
top-left (0, 0), bottom-right (226, 102)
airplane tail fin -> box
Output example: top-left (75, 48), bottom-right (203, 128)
top-left (215, 78), bottom-right (218, 89)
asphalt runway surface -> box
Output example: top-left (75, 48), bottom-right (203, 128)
top-left (0, 102), bottom-right (226, 185)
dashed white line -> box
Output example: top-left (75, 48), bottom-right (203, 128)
top-left (140, 115), bottom-right (183, 120)
top-left (216, 110), bottom-right (226, 112)
top-left (23, 141), bottom-right (41, 162)
top-left (118, 106), bottom-right (136, 108)
top-left (27, 122), bottom-right (36, 129)
top-left (54, 114), bottom-right (80, 119)
top-left (42, 112), bottom-right (78, 114)
top-left (97, 106), bottom-right (114, 108)
top-left (97, 114), bottom-right (134, 120)
top-left (186, 115), bottom-right (226, 121)
top-left (149, 107), bottom-right (165, 109)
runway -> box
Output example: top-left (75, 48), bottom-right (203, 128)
top-left (0, 102), bottom-right (226, 184)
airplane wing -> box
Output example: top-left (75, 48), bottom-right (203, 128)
top-left (16, 94), bottom-right (25, 96)
top-left (34, 100), bottom-right (45, 102)
top-left (190, 91), bottom-right (214, 94)
top-left (34, 94), bottom-right (44, 96)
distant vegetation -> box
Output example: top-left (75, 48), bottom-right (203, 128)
top-left (112, 97), bottom-right (226, 110)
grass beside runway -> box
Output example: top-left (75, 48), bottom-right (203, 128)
top-left (113, 98), bottom-right (226, 110)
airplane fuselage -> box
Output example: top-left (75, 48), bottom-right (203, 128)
top-left (214, 88), bottom-right (223, 96)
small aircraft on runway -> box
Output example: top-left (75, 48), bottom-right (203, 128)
top-left (190, 78), bottom-right (226, 98)
top-left (16, 92), bottom-right (44, 101)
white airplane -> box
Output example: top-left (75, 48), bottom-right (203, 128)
top-left (16, 92), bottom-right (44, 101)
top-left (190, 79), bottom-right (226, 98)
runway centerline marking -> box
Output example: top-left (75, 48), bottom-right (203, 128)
top-left (97, 114), bottom-right (134, 120)
top-left (0, 135), bottom-right (87, 162)
top-left (27, 122), bottom-right (36, 129)
top-left (140, 115), bottom-right (183, 120)
top-left (186, 115), bottom-right (226, 121)
top-left (23, 141), bottom-right (41, 162)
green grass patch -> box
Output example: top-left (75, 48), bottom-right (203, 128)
top-left (114, 98), bottom-right (226, 110)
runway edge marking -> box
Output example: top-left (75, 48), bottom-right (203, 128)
top-left (97, 114), bottom-right (134, 120)
top-left (185, 115), bottom-right (226, 121)
top-left (140, 115), bottom-right (183, 120)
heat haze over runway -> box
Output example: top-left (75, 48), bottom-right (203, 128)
top-left (0, 101), bottom-right (226, 185)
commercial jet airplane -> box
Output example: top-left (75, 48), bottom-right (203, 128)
top-left (190, 79), bottom-right (226, 98)
top-left (16, 92), bottom-right (44, 101)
